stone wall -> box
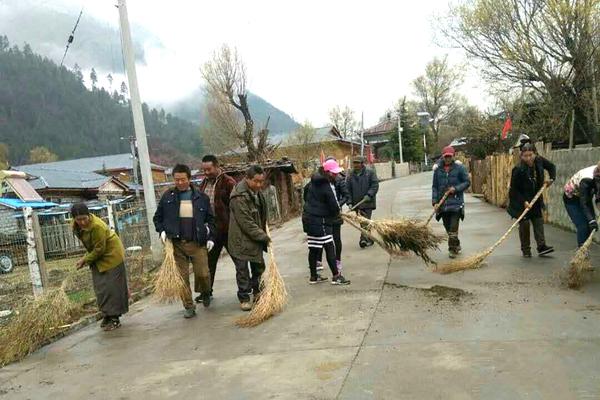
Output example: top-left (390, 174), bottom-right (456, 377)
top-left (373, 162), bottom-right (393, 180)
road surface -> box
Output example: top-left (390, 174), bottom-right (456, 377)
top-left (1, 172), bottom-right (600, 399)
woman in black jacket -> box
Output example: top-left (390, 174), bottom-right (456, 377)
top-left (507, 143), bottom-right (556, 257)
top-left (302, 160), bottom-right (351, 285)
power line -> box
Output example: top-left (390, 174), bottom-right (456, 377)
top-left (60, 7), bottom-right (84, 67)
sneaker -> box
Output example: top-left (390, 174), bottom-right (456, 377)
top-left (201, 293), bottom-right (211, 308)
top-left (522, 251), bottom-right (532, 258)
top-left (331, 275), bottom-right (351, 285)
top-left (537, 245), bottom-right (554, 256)
top-left (365, 240), bottom-right (375, 248)
top-left (103, 318), bottom-right (121, 331)
top-left (309, 275), bottom-right (328, 284)
top-left (359, 239), bottom-right (367, 248)
top-left (183, 308), bottom-right (197, 319)
top-left (316, 261), bottom-right (324, 271)
top-left (100, 316), bottom-right (110, 328)
top-left (195, 294), bottom-right (214, 304)
top-left (240, 302), bottom-right (252, 311)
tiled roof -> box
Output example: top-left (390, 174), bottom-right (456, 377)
top-left (16, 153), bottom-right (166, 173)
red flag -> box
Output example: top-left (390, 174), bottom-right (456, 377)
top-left (367, 146), bottom-right (375, 164)
top-left (319, 149), bottom-right (325, 165)
top-left (501, 114), bottom-right (512, 140)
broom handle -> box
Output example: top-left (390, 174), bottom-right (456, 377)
top-left (350, 197), bottom-right (368, 211)
top-left (425, 191), bottom-right (450, 225)
top-left (265, 225), bottom-right (275, 261)
top-left (486, 183), bottom-right (549, 254)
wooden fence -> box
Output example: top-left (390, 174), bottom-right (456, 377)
top-left (468, 152), bottom-right (518, 208)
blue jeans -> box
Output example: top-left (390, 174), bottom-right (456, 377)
top-left (564, 198), bottom-right (591, 247)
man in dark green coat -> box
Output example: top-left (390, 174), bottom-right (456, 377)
top-left (228, 165), bottom-right (270, 311)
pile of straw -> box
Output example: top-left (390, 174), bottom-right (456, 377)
top-left (236, 226), bottom-right (288, 327)
top-left (0, 288), bottom-right (73, 366)
top-left (435, 184), bottom-right (548, 274)
top-left (342, 212), bottom-right (445, 264)
top-left (566, 228), bottom-right (596, 289)
top-left (154, 240), bottom-right (188, 302)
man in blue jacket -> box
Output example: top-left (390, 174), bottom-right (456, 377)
top-left (153, 164), bottom-right (216, 318)
top-left (432, 146), bottom-right (471, 258)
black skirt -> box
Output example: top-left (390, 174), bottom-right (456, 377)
top-left (91, 262), bottom-right (129, 317)
top-left (302, 216), bottom-right (334, 249)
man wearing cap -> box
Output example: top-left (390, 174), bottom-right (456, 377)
top-left (432, 146), bottom-right (470, 258)
top-left (347, 156), bottom-right (379, 248)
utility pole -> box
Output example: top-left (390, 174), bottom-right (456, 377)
top-left (117, 0), bottom-right (160, 261)
top-left (360, 111), bottom-right (365, 157)
top-left (423, 133), bottom-right (428, 167)
top-left (397, 98), bottom-right (404, 164)
top-left (121, 135), bottom-right (140, 198)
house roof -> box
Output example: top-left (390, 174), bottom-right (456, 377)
top-left (15, 153), bottom-right (166, 173)
top-left (0, 198), bottom-right (58, 210)
top-left (363, 118), bottom-right (397, 137)
top-left (14, 165), bottom-right (127, 191)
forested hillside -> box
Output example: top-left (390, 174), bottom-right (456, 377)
top-left (0, 36), bottom-right (202, 165)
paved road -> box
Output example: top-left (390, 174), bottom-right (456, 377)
top-left (2, 172), bottom-right (600, 399)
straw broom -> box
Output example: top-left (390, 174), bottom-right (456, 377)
top-left (435, 183), bottom-right (548, 274)
top-left (424, 191), bottom-right (450, 226)
top-left (153, 239), bottom-right (188, 302)
top-left (236, 225), bottom-right (288, 327)
top-left (0, 287), bottom-right (73, 367)
top-left (342, 212), bottom-right (445, 264)
top-left (566, 226), bottom-right (597, 289)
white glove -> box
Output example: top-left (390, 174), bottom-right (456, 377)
top-left (160, 231), bottom-right (167, 243)
top-left (207, 240), bottom-right (214, 252)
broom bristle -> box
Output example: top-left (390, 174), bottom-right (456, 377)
top-left (566, 237), bottom-right (594, 289)
top-left (0, 288), bottom-right (73, 367)
top-left (434, 249), bottom-right (491, 274)
top-left (236, 230), bottom-right (288, 327)
top-left (154, 240), bottom-right (188, 303)
top-left (342, 213), bottom-right (444, 263)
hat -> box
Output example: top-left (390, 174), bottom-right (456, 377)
top-left (352, 156), bottom-right (365, 163)
top-left (442, 146), bottom-right (455, 157)
top-left (323, 159), bottom-right (343, 174)
top-left (513, 133), bottom-right (531, 149)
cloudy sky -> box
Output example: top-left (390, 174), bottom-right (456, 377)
top-left (4, 0), bottom-right (492, 126)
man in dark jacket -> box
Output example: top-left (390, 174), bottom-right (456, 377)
top-left (347, 156), bottom-right (379, 248)
top-left (228, 165), bottom-right (270, 311)
top-left (303, 160), bottom-right (351, 285)
top-left (432, 146), bottom-right (470, 258)
top-left (198, 154), bottom-right (237, 302)
top-left (316, 156), bottom-right (349, 272)
top-left (153, 164), bottom-right (216, 318)
top-left (507, 143), bottom-right (556, 257)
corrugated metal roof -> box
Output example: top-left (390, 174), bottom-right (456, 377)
top-left (14, 166), bottom-right (113, 190)
top-left (0, 198), bottom-right (58, 210)
top-left (16, 153), bottom-right (166, 173)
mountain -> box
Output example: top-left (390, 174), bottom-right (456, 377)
top-left (0, 37), bottom-right (201, 166)
top-left (168, 89), bottom-right (300, 137)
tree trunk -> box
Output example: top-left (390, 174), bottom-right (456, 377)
top-left (237, 94), bottom-right (256, 161)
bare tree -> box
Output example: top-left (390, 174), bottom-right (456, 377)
top-left (202, 45), bottom-right (270, 161)
top-left (412, 56), bottom-right (464, 140)
top-left (329, 105), bottom-right (357, 138)
top-left (441, 0), bottom-right (600, 144)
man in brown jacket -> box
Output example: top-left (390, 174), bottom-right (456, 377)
top-left (197, 155), bottom-right (237, 302)
top-left (228, 165), bottom-right (270, 311)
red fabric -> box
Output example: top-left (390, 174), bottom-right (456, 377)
top-left (501, 115), bottom-right (512, 140)
top-left (443, 165), bottom-right (451, 173)
top-left (367, 146), bottom-right (375, 164)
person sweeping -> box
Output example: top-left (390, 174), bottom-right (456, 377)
top-left (302, 159), bottom-right (351, 285)
top-left (347, 156), bottom-right (379, 248)
top-left (563, 162), bottom-right (600, 248)
top-left (72, 203), bottom-right (128, 331)
top-left (432, 146), bottom-right (470, 258)
top-left (507, 143), bottom-right (556, 258)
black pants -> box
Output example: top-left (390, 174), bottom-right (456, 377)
top-left (518, 216), bottom-right (546, 253)
top-left (309, 242), bottom-right (338, 278)
top-left (358, 209), bottom-right (374, 244)
top-left (207, 235), bottom-right (230, 296)
top-left (441, 211), bottom-right (461, 252)
top-left (317, 224), bottom-right (342, 262)
top-left (232, 256), bottom-right (265, 303)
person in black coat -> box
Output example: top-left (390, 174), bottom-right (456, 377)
top-left (347, 157), bottom-right (379, 248)
top-left (563, 162), bottom-right (600, 247)
top-left (507, 143), bottom-right (556, 257)
top-left (302, 160), bottom-right (351, 285)
top-left (316, 157), bottom-right (349, 273)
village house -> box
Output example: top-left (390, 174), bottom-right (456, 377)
top-left (362, 117), bottom-right (395, 161)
